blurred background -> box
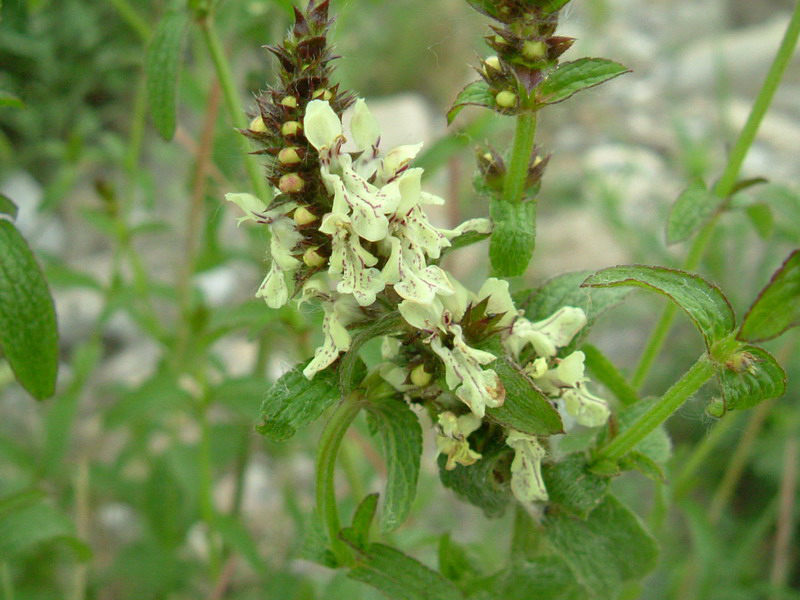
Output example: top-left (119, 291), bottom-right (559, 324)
top-left (0, 0), bottom-right (798, 598)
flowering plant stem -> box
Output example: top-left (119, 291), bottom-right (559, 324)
top-left (594, 356), bottom-right (716, 465)
top-left (502, 111), bottom-right (537, 204)
top-left (630, 0), bottom-right (800, 390)
top-left (316, 392), bottom-right (365, 565)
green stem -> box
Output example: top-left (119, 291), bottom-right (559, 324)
top-left (316, 393), bottom-right (364, 565)
top-left (631, 2), bottom-right (800, 390)
top-left (594, 356), bottom-right (716, 465)
top-left (197, 17), bottom-right (270, 201)
top-left (107, 0), bottom-right (151, 43)
top-left (502, 111), bottom-right (537, 205)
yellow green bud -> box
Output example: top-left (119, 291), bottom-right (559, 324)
top-left (293, 206), bottom-right (317, 226)
top-left (410, 364), bottom-right (433, 387)
top-left (522, 40), bottom-right (547, 60)
top-left (280, 96), bottom-right (298, 108)
top-left (278, 147), bottom-right (302, 165)
top-left (249, 116), bottom-right (267, 133)
top-left (281, 121), bottom-right (303, 136)
top-left (483, 55), bottom-right (501, 74)
top-left (279, 173), bottom-right (304, 194)
top-left (312, 88), bottom-right (333, 101)
top-left (495, 90), bottom-right (517, 108)
top-left (303, 247), bottom-right (326, 268)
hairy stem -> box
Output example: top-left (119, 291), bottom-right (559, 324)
top-left (594, 356), bottom-right (715, 465)
top-left (316, 393), bottom-right (364, 565)
top-left (502, 112), bottom-right (537, 205)
top-left (631, 2), bottom-right (800, 389)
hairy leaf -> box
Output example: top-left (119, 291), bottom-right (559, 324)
top-left (146, 10), bottom-right (188, 140)
top-left (544, 495), bottom-right (658, 598)
top-left (447, 80), bottom-right (496, 124)
top-left (256, 362), bottom-right (339, 441)
top-left (0, 220), bottom-right (59, 400)
top-left (582, 265), bottom-right (735, 351)
top-left (489, 199), bottom-right (536, 277)
top-left (538, 58), bottom-right (629, 105)
top-left (347, 543), bottom-right (465, 600)
top-left (739, 250), bottom-right (800, 342)
top-left (718, 346), bottom-right (787, 410)
top-left (365, 397), bottom-right (422, 533)
top-left (666, 178), bottom-right (720, 245)
top-left (542, 454), bottom-right (609, 518)
top-left (438, 439), bottom-right (511, 518)
top-left (491, 556), bottom-right (584, 600)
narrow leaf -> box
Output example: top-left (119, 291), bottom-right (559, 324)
top-left (341, 493), bottom-right (379, 550)
top-left (347, 543), bottom-right (465, 600)
top-left (739, 250), bottom-right (800, 342)
top-left (256, 362), bottom-right (339, 441)
top-left (447, 80), bottom-right (496, 124)
top-left (538, 58), bottom-right (629, 105)
top-left (0, 220), bottom-right (59, 399)
top-left (0, 193), bottom-right (17, 219)
top-left (365, 397), bottom-right (422, 533)
top-left (718, 345), bottom-right (787, 410)
top-left (542, 454), bottom-right (609, 518)
top-left (581, 344), bottom-right (639, 406)
top-left (146, 10), bottom-right (188, 140)
top-left (490, 199), bottom-right (536, 277)
top-left (544, 495), bottom-right (658, 598)
top-left (582, 265), bottom-right (735, 351)
top-left (666, 178), bottom-right (720, 245)
top-left (619, 451), bottom-right (666, 482)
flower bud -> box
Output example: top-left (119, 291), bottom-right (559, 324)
top-left (495, 90), bottom-right (517, 108)
top-left (706, 397), bottom-right (726, 418)
top-left (312, 88), bottom-right (333, 101)
top-left (281, 121), bottom-right (303, 137)
top-left (280, 96), bottom-right (298, 108)
top-left (483, 55), bottom-right (501, 73)
top-left (522, 40), bottom-right (547, 61)
top-left (279, 173), bottom-right (305, 193)
top-left (249, 116), bottom-right (267, 132)
top-left (410, 363), bottom-right (433, 387)
top-left (303, 246), bottom-right (326, 268)
top-left (293, 206), bottom-right (317, 225)
top-left (278, 147), bottom-right (302, 165)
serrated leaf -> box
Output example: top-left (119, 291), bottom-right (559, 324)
top-left (744, 202), bottom-right (773, 239)
top-left (718, 345), bottom-right (787, 410)
top-left (739, 250), bottom-right (800, 342)
top-left (365, 397), bottom-right (422, 533)
top-left (490, 200), bottom-right (536, 277)
top-left (666, 178), bottom-right (721, 245)
top-left (0, 193), bottom-right (17, 219)
top-left (146, 10), bottom-right (188, 140)
top-left (340, 312), bottom-right (404, 393)
top-left (447, 80), bottom-right (496, 124)
top-left (581, 344), bottom-right (639, 406)
top-left (256, 362), bottom-right (339, 441)
top-left (542, 454), bottom-right (609, 518)
top-left (341, 493), bottom-right (379, 550)
top-left (0, 220), bottom-right (59, 400)
top-left (0, 496), bottom-right (90, 560)
top-left (582, 265), bottom-right (735, 351)
top-left (492, 556), bottom-right (584, 600)
top-left (486, 355), bottom-right (564, 436)
top-left (538, 58), bottom-right (629, 105)
top-left (438, 438), bottom-right (511, 517)
top-left (347, 543), bottom-right (465, 600)
top-left (543, 495), bottom-right (658, 598)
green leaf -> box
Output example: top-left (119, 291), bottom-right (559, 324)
top-left (347, 543), bottom-right (465, 600)
top-left (0, 193), bottom-right (17, 219)
top-left (582, 265), bottom-right (735, 351)
top-left (489, 199), bottom-right (536, 277)
top-left (441, 229), bottom-right (491, 257)
top-left (340, 493), bottom-right (379, 550)
top-left (0, 90), bottom-right (24, 109)
top-left (492, 556), bottom-right (584, 600)
top-left (215, 514), bottom-right (267, 574)
top-left (744, 202), bottom-right (774, 239)
top-left (538, 58), bottom-right (629, 105)
top-left (739, 250), bottom-right (800, 342)
top-left (438, 438), bottom-right (511, 518)
top-left (543, 495), bottom-right (658, 598)
top-left (542, 454), bottom-right (609, 518)
top-left (365, 396), bottom-right (422, 533)
top-left (717, 345), bottom-right (787, 410)
top-left (666, 178), bottom-right (721, 245)
top-left (0, 496), bottom-right (90, 560)
top-left (0, 220), bottom-right (59, 400)
top-left (618, 451), bottom-right (666, 482)
top-left (581, 343), bottom-right (639, 406)
top-left (486, 355), bottom-right (564, 436)
top-left (341, 312), bottom-right (404, 393)
top-left (447, 80), bottom-right (496, 124)
top-left (146, 10), bottom-right (188, 140)
top-left (256, 362), bottom-right (340, 441)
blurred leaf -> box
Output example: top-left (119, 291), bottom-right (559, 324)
top-left (256, 362), bottom-right (339, 441)
top-left (0, 495), bottom-right (89, 560)
top-left (581, 344), bottom-right (639, 406)
top-left (491, 556), bottom-right (584, 600)
top-left (438, 534), bottom-right (484, 585)
top-left (340, 493), bottom-right (379, 550)
top-left (538, 58), bottom-right (629, 105)
top-left (42, 259), bottom-right (102, 290)
top-left (666, 178), bottom-right (720, 245)
top-left (744, 202), bottom-right (773, 239)
top-left (582, 265), bottom-right (735, 351)
top-left (215, 514), bottom-right (267, 574)
top-left (0, 90), bottom-right (24, 109)
top-left (145, 10), bottom-right (188, 140)
top-left (104, 372), bottom-right (192, 428)
top-left (542, 454), bottom-right (609, 518)
top-left (486, 355), bottom-right (564, 436)
top-left (543, 495), bottom-right (658, 598)
top-left (210, 376), bottom-right (265, 422)
top-left (739, 250), bottom-right (800, 342)
top-left (447, 80), bottom-right (495, 125)
top-left (0, 193), bottom-right (18, 219)
top-left (718, 345), bottom-right (787, 410)
top-left (416, 113), bottom-right (494, 174)
top-left (489, 199), bottom-right (536, 277)
top-left (0, 220), bottom-right (59, 400)
top-left (365, 396), bottom-right (422, 533)
top-left (438, 438), bottom-right (511, 518)
top-left (347, 543), bottom-right (465, 600)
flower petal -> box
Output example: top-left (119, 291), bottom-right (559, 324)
top-left (350, 98), bottom-right (381, 152)
top-left (506, 430), bottom-right (548, 503)
top-left (304, 100), bottom-right (343, 151)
